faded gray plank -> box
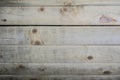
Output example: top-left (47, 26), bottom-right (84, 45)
top-left (0, 27), bottom-right (120, 45)
top-left (0, 6), bottom-right (120, 25)
top-left (0, 46), bottom-right (120, 63)
top-left (0, 75), bottom-right (120, 80)
top-left (0, 0), bottom-right (120, 6)
top-left (0, 63), bottom-right (120, 75)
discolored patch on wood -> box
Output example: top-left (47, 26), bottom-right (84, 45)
top-left (99, 15), bottom-right (117, 23)
top-left (38, 67), bottom-right (47, 72)
top-left (0, 55), bottom-right (3, 58)
top-left (64, 0), bottom-right (73, 5)
top-left (9, 77), bottom-right (14, 80)
top-left (38, 7), bottom-right (45, 12)
top-left (53, 78), bottom-right (62, 80)
top-left (33, 40), bottom-right (44, 45)
top-left (30, 78), bottom-right (38, 80)
top-left (60, 7), bottom-right (68, 13)
top-left (87, 56), bottom-right (93, 60)
top-left (0, 67), bottom-right (8, 74)
top-left (16, 64), bottom-right (26, 70)
top-left (1, 19), bottom-right (7, 22)
top-left (60, 6), bottom-right (83, 15)
top-left (60, 7), bottom-right (68, 15)
top-left (103, 71), bottom-right (111, 75)
top-left (32, 29), bottom-right (38, 33)
top-left (34, 40), bottom-right (41, 45)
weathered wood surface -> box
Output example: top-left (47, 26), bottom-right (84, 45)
top-left (0, 75), bottom-right (120, 80)
top-left (0, 6), bottom-right (120, 25)
top-left (0, 27), bottom-right (120, 45)
top-left (0, 63), bottom-right (119, 75)
top-left (0, 0), bottom-right (120, 6)
top-left (0, 46), bottom-right (120, 63)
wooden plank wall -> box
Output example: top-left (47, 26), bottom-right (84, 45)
top-left (0, 0), bottom-right (120, 80)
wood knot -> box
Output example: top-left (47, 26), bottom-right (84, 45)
top-left (1, 19), bottom-right (7, 22)
top-left (63, 7), bottom-right (68, 12)
top-left (39, 7), bottom-right (44, 12)
top-left (30, 78), bottom-right (38, 80)
top-left (16, 64), bottom-right (26, 70)
top-left (30, 78), bottom-right (37, 80)
top-left (87, 56), bottom-right (93, 60)
top-left (34, 41), bottom-right (41, 45)
top-left (32, 29), bottom-right (37, 33)
top-left (32, 40), bottom-right (44, 45)
top-left (99, 15), bottom-right (117, 23)
top-left (103, 71), bottom-right (111, 75)
top-left (38, 67), bottom-right (47, 72)
top-left (9, 77), bottom-right (14, 80)
top-left (0, 55), bottom-right (3, 58)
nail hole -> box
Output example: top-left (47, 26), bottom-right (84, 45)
top-left (87, 56), bottom-right (93, 60)
top-left (103, 71), bottom-right (111, 75)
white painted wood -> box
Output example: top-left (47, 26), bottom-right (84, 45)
top-left (0, 0), bottom-right (120, 6)
top-left (0, 27), bottom-right (120, 45)
top-left (0, 6), bottom-right (120, 25)
top-left (1, 46), bottom-right (120, 63)
top-left (0, 63), bottom-right (119, 75)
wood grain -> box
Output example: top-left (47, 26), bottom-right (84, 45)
top-left (0, 46), bottom-right (120, 63)
top-left (0, 0), bottom-right (120, 6)
top-left (0, 63), bottom-right (119, 75)
top-left (0, 75), bottom-right (120, 80)
top-left (0, 6), bottom-right (120, 25)
top-left (0, 27), bottom-right (120, 45)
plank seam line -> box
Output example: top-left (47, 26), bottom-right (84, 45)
top-left (2, 4), bottom-right (120, 7)
top-left (1, 25), bottom-right (120, 27)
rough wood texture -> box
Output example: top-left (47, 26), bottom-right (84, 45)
top-left (0, 63), bottom-right (119, 75)
top-left (0, 6), bottom-right (120, 25)
top-left (1, 1), bottom-right (120, 80)
top-left (0, 75), bottom-right (120, 80)
top-left (0, 27), bottom-right (120, 45)
top-left (0, 0), bottom-right (120, 6)
top-left (0, 46), bottom-right (120, 63)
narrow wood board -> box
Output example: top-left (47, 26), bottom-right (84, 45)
top-left (0, 27), bottom-right (120, 45)
top-left (0, 6), bottom-right (120, 25)
top-left (0, 0), bottom-right (120, 6)
top-left (0, 63), bottom-right (120, 75)
top-left (0, 75), bottom-right (120, 80)
top-left (1, 46), bottom-right (120, 63)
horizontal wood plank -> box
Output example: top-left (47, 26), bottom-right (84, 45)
top-left (0, 0), bottom-right (120, 6)
top-left (0, 46), bottom-right (120, 63)
top-left (0, 63), bottom-right (120, 75)
top-left (0, 6), bottom-right (120, 25)
top-left (0, 27), bottom-right (120, 45)
top-left (0, 75), bottom-right (120, 80)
